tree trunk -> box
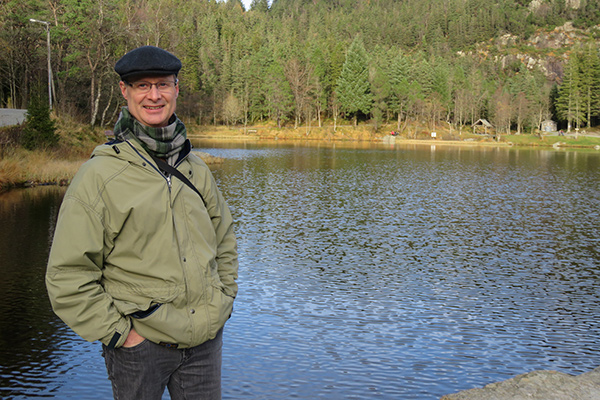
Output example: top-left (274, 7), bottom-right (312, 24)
top-left (100, 85), bottom-right (115, 127)
top-left (90, 73), bottom-right (97, 126)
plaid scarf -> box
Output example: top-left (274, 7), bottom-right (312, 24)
top-left (113, 107), bottom-right (187, 165)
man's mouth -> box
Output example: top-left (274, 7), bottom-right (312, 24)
top-left (144, 105), bottom-right (164, 110)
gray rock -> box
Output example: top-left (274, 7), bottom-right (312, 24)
top-left (441, 367), bottom-right (600, 400)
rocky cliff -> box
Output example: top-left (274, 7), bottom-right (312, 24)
top-left (459, 22), bottom-right (600, 83)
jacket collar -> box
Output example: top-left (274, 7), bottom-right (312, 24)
top-left (94, 138), bottom-right (192, 168)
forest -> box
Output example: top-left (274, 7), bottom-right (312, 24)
top-left (3, 0), bottom-right (600, 134)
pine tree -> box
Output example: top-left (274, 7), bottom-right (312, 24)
top-left (307, 43), bottom-right (329, 128)
top-left (250, 0), bottom-right (269, 12)
top-left (432, 60), bottom-right (453, 123)
top-left (22, 94), bottom-right (58, 150)
top-left (579, 41), bottom-right (600, 128)
top-left (389, 51), bottom-right (412, 131)
top-left (265, 58), bottom-right (294, 128)
top-left (369, 46), bottom-right (392, 132)
top-left (335, 36), bottom-right (372, 126)
top-left (556, 53), bottom-right (585, 131)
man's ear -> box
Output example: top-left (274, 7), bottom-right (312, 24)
top-left (119, 81), bottom-right (128, 99)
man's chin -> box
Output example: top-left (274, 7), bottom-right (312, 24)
top-left (140, 113), bottom-right (169, 127)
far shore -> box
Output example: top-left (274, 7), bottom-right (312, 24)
top-left (2, 125), bottom-right (600, 194)
top-left (189, 134), bottom-right (513, 147)
top-left (188, 124), bottom-right (600, 150)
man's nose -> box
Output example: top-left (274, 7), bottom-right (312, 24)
top-left (146, 84), bottom-right (162, 100)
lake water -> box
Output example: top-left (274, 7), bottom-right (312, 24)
top-left (1, 140), bottom-right (599, 399)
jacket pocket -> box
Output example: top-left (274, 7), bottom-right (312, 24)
top-left (130, 303), bottom-right (163, 319)
top-left (209, 284), bottom-right (235, 331)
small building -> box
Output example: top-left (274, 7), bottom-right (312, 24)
top-left (541, 120), bottom-right (557, 132)
top-left (472, 119), bottom-right (493, 135)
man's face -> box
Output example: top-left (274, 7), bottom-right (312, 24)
top-left (119, 75), bottom-right (179, 128)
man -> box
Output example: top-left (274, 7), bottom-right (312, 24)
top-left (46, 45), bottom-right (238, 400)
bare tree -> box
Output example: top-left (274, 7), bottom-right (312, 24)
top-left (284, 57), bottom-right (314, 129)
top-left (491, 87), bottom-right (512, 134)
top-left (512, 91), bottom-right (530, 135)
top-left (222, 91), bottom-right (242, 128)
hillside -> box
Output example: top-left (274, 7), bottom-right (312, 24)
top-left (2, 0), bottom-right (600, 134)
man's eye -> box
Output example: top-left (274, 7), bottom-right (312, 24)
top-left (136, 83), bottom-right (150, 89)
top-left (157, 82), bottom-right (169, 88)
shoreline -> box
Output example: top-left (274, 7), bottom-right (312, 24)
top-left (2, 134), bottom-right (599, 193)
top-left (0, 151), bottom-right (224, 194)
top-left (190, 132), bottom-right (600, 150)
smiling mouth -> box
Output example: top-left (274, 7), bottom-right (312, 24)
top-left (144, 105), bottom-right (164, 110)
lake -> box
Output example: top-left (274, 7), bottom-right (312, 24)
top-left (1, 140), bottom-right (599, 399)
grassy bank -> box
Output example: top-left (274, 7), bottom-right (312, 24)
top-left (0, 118), bottom-right (228, 192)
top-left (502, 132), bottom-right (600, 148)
top-left (2, 120), bottom-right (600, 192)
top-left (189, 123), bottom-right (600, 149)
top-left (0, 150), bottom-right (83, 190)
top-left (0, 118), bottom-right (102, 192)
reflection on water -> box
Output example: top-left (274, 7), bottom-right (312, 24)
top-left (1, 142), bottom-right (599, 399)
top-left (0, 186), bottom-right (113, 399)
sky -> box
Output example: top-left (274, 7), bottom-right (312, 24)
top-left (241, 0), bottom-right (273, 10)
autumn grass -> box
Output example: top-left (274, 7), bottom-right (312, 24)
top-left (0, 117), bottom-right (105, 192)
top-left (502, 132), bottom-right (600, 148)
top-left (0, 116), bottom-right (227, 192)
top-left (0, 149), bottom-right (84, 190)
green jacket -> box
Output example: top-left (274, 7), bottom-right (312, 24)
top-left (46, 139), bottom-right (238, 349)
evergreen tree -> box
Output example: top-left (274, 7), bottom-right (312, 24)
top-left (556, 53), bottom-right (585, 131)
top-left (307, 43), bottom-right (330, 128)
top-left (336, 36), bottom-right (372, 126)
top-left (265, 58), bottom-right (294, 128)
top-left (247, 47), bottom-right (273, 122)
top-left (22, 93), bottom-right (58, 150)
top-left (369, 47), bottom-right (392, 132)
top-left (389, 51), bottom-right (412, 131)
top-left (250, 0), bottom-right (270, 12)
top-left (579, 41), bottom-right (600, 128)
top-left (432, 60), bottom-right (453, 123)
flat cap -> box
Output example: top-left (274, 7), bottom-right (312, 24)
top-left (114, 45), bottom-right (182, 81)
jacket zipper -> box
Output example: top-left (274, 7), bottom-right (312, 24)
top-left (124, 140), bottom-right (173, 191)
top-left (123, 139), bottom-right (207, 342)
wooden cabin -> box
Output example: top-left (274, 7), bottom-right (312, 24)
top-left (472, 119), bottom-right (493, 134)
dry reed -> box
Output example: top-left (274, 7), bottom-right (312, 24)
top-left (0, 149), bottom-right (86, 190)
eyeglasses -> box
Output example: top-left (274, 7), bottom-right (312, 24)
top-left (126, 80), bottom-right (178, 93)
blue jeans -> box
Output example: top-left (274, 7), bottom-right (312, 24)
top-left (102, 328), bottom-right (223, 400)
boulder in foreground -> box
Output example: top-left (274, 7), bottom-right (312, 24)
top-left (442, 366), bottom-right (600, 400)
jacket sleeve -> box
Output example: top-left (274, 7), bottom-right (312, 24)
top-left (46, 194), bottom-right (131, 348)
top-left (204, 169), bottom-right (239, 299)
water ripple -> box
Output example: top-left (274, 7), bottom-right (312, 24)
top-left (1, 144), bottom-right (599, 399)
